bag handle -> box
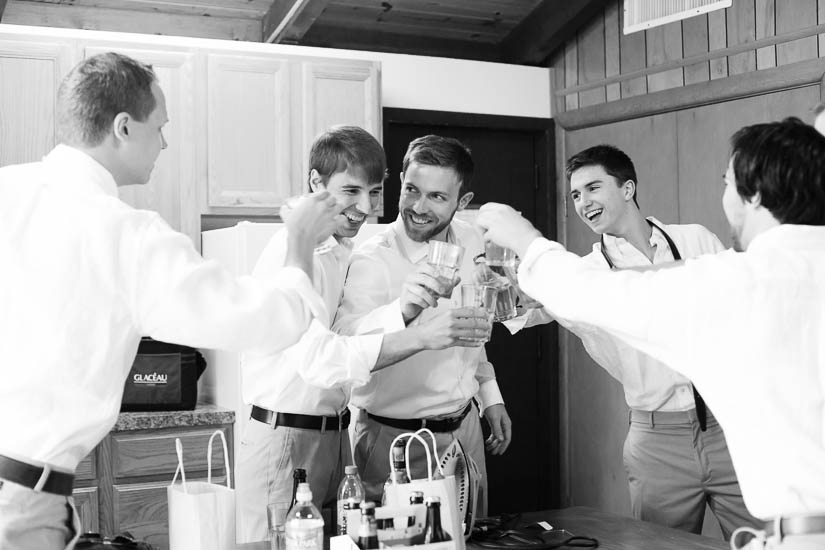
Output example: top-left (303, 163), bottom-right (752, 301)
top-left (171, 438), bottom-right (187, 493)
top-left (413, 428), bottom-right (445, 478)
top-left (207, 430), bottom-right (232, 488)
top-left (402, 433), bottom-right (434, 482)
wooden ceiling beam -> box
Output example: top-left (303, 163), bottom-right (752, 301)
top-left (263, 0), bottom-right (331, 44)
top-left (501, 0), bottom-right (612, 65)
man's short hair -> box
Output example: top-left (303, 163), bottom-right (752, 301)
top-left (308, 125), bottom-right (386, 190)
top-left (402, 135), bottom-right (474, 195)
top-left (730, 117), bottom-right (825, 225)
top-left (57, 52), bottom-right (156, 147)
top-left (565, 144), bottom-right (639, 207)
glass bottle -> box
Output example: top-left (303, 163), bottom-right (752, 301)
top-left (423, 496), bottom-right (451, 543)
top-left (285, 483), bottom-right (324, 550)
top-left (381, 438), bottom-right (410, 505)
top-left (357, 502), bottom-right (379, 550)
top-left (336, 465), bottom-right (365, 535)
top-left (290, 468), bottom-right (307, 510)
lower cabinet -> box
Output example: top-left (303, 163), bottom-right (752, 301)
top-left (73, 416), bottom-right (234, 550)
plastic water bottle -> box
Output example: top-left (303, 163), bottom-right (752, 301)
top-left (285, 483), bottom-right (324, 550)
top-left (336, 465), bottom-right (365, 535)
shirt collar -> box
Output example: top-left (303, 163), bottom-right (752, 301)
top-left (601, 216), bottom-right (668, 255)
top-left (315, 235), bottom-right (351, 254)
top-left (391, 216), bottom-right (457, 264)
top-left (42, 145), bottom-right (119, 198)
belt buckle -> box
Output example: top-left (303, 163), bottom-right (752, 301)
top-left (33, 464), bottom-right (51, 492)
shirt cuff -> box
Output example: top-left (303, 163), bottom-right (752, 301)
top-left (360, 334), bottom-right (384, 373)
top-left (519, 237), bottom-right (564, 272)
top-left (476, 379), bottom-right (504, 411)
top-left (382, 298), bottom-right (408, 332)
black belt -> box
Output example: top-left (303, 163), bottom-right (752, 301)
top-left (765, 515), bottom-right (825, 537)
top-left (251, 405), bottom-right (350, 431)
top-left (0, 454), bottom-right (74, 496)
top-left (367, 402), bottom-right (473, 433)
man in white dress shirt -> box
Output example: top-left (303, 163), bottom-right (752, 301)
top-left (478, 118), bottom-right (825, 549)
top-left (236, 127), bottom-right (491, 542)
top-left (334, 135), bottom-right (512, 512)
top-left (0, 52), bottom-right (339, 550)
top-left (560, 145), bottom-right (755, 537)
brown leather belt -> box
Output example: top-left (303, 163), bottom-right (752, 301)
top-left (251, 405), bottom-right (350, 431)
top-left (0, 453), bottom-right (74, 496)
top-left (367, 402), bottom-right (473, 433)
top-left (765, 515), bottom-right (825, 537)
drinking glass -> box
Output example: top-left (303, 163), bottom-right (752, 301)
top-left (484, 241), bottom-right (517, 267)
top-left (267, 502), bottom-right (290, 550)
top-left (484, 242), bottom-right (522, 320)
top-left (460, 284), bottom-right (498, 342)
top-left (427, 241), bottom-right (465, 297)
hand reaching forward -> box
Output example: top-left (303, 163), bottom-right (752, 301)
top-left (400, 264), bottom-right (460, 324)
top-left (413, 306), bottom-right (492, 350)
top-left (477, 203), bottom-right (543, 259)
top-left (281, 191), bottom-right (343, 245)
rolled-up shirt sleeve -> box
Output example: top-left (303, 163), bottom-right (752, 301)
top-left (333, 251), bottom-right (406, 335)
top-left (475, 346), bottom-right (504, 410)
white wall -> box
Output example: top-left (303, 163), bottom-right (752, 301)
top-left (0, 24), bottom-right (552, 119)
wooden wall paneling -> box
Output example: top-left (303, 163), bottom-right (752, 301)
top-left (676, 85), bottom-right (820, 243)
top-left (775, 0), bottom-right (818, 65)
top-left (550, 50), bottom-right (566, 115)
top-left (755, 0), bottom-right (777, 69)
top-left (819, 0), bottom-right (825, 57)
top-left (645, 22), bottom-right (685, 92)
top-left (577, 10), bottom-right (606, 107)
top-left (726, 0), bottom-right (757, 75)
top-left (708, 8), bottom-right (729, 79)
top-left (2, 2), bottom-right (262, 41)
top-left (564, 39), bottom-right (579, 110)
top-left (604, 0), bottom-right (621, 101)
top-left (682, 14), bottom-right (711, 85)
top-left (619, 18), bottom-right (647, 98)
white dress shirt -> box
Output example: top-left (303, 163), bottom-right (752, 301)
top-left (578, 218), bottom-right (726, 411)
top-left (333, 217), bottom-right (503, 418)
top-left (517, 224), bottom-right (825, 519)
top-left (241, 230), bottom-right (383, 415)
top-left (0, 145), bottom-right (323, 471)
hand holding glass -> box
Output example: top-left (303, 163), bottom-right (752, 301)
top-left (427, 241), bottom-right (465, 297)
top-left (460, 284), bottom-right (497, 342)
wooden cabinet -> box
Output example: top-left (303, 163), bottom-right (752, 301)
top-left (72, 417), bottom-right (233, 550)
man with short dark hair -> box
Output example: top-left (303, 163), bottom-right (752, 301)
top-left (479, 117), bottom-right (825, 549)
top-left (334, 135), bottom-right (513, 512)
top-left (0, 52), bottom-right (338, 549)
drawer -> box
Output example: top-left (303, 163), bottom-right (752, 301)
top-left (112, 427), bottom-right (230, 479)
top-left (75, 450), bottom-right (96, 481)
top-left (113, 476), bottom-right (226, 550)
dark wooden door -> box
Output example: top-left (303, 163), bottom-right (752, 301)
top-left (382, 109), bottom-right (558, 514)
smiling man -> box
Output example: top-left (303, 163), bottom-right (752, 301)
top-left (235, 128), bottom-right (492, 542)
top-left (333, 135), bottom-right (512, 513)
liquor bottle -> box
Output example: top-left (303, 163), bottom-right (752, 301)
top-left (285, 483), bottom-right (324, 550)
top-left (423, 496), bottom-right (451, 543)
top-left (357, 502), bottom-right (379, 550)
top-left (336, 465), bottom-right (365, 535)
top-left (290, 468), bottom-right (307, 510)
top-left (381, 438), bottom-right (410, 505)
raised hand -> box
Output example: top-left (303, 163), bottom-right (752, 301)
top-left (414, 306), bottom-right (492, 349)
top-left (400, 264), bottom-right (460, 324)
top-left (281, 191), bottom-right (343, 245)
top-left (477, 203), bottom-right (543, 259)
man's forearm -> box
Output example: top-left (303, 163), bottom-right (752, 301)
top-left (284, 230), bottom-right (315, 281)
top-left (371, 327), bottom-right (425, 371)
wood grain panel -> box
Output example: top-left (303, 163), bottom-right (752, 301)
top-left (726, 0), bottom-right (756, 75)
top-left (550, 50), bottom-right (566, 115)
top-left (12, 0), bottom-right (269, 18)
top-left (755, 0), bottom-right (777, 69)
top-left (604, 0), bottom-right (620, 101)
top-left (708, 8), bottom-right (729, 79)
top-left (820, 0), bottom-right (825, 57)
top-left (619, 18), bottom-right (647, 98)
top-left (112, 428), bottom-right (230, 479)
top-left (577, 11), bottom-right (606, 107)
top-left (775, 0), bottom-right (817, 65)
top-left (682, 14), bottom-right (710, 85)
top-left (72, 486), bottom-right (100, 534)
top-left (676, 85), bottom-right (820, 243)
top-left (564, 39), bottom-right (579, 110)
top-left (75, 451), bottom-right (96, 481)
top-left (646, 22), bottom-right (684, 92)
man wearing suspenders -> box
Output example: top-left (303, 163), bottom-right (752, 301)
top-left (561, 145), bottom-right (758, 537)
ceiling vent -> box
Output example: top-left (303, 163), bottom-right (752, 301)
top-left (624, 0), bottom-right (731, 34)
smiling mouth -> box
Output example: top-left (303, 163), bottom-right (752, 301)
top-left (407, 212), bottom-right (432, 225)
top-left (584, 208), bottom-right (603, 222)
top-left (343, 211), bottom-right (366, 224)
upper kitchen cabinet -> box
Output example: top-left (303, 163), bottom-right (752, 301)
top-left (0, 36), bottom-right (76, 167)
top-left (82, 45), bottom-right (200, 246)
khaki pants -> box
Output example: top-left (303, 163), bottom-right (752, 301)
top-left (352, 405), bottom-right (487, 517)
top-left (0, 479), bottom-right (80, 550)
top-left (235, 418), bottom-right (352, 543)
top-left (624, 408), bottom-right (759, 539)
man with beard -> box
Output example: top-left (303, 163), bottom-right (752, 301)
top-left (477, 117), bottom-right (825, 549)
top-left (334, 135), bottom-right (512, 511)
top-left (236, 127), bottom-right (492, 542)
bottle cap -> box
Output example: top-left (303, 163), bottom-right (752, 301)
top-left (296, 482), bottom-right (313, 501)
top-left (360, 501), bottom-right (376, 515)
top-left (425, 496), bottom-right (441, 505)
top-left (409, 490), bottom-right (424, 504)
top-left (345, 465), bottom-right (358, 475)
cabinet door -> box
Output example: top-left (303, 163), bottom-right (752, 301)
top-left (0, 37), bottom-right (76, 167)
top-left (207, 53), bottom-right (292, 208)
top-left (82, 45), bottom-right (200, 246)
top-left (72, 486), bottom-right (100, 534)
top-left (298, 59), bottom-right (381, 181)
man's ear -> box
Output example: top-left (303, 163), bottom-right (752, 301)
top-left (623, 180), bottom-right (636, 202)
top-left (113, 112), bottom-right (130, 143)
top-left (308, 169), bottom-right (324, 193)
top-left (457, 191), bottom-right (474, 211)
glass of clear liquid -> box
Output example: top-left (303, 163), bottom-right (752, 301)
top-left (427, 241), bottom-right (465, 297)
top-left (460, 284), bottom-right (498, 342)
top-left (267, 502), bottom-right (290, 550)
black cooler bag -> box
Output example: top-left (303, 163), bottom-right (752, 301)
top-left (121, 338), bottom-right (206, 412)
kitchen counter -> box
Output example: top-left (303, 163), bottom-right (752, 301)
top-left (113, 403), bottom-right (235, 431)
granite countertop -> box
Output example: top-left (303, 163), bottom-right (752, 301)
top-left (114, 403), bottom-right (235, 431)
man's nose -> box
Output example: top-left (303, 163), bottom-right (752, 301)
top-left (357, 192), bottom-right (372, 215)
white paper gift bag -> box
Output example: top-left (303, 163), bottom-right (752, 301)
top-left (382, 429), bottom-right (466, 550)
top-left (167, 430), bottom-right (236, 550)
